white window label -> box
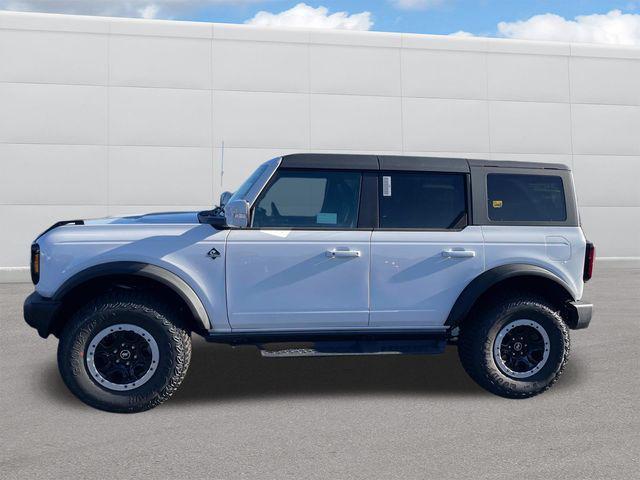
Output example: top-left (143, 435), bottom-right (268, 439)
top-left (382, 176), bottom-right (392, 197)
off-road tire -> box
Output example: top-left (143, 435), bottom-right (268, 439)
top-left (58, 291), bottom-right (191, 413)
top-left (458, 295), bottom-right (570, 398)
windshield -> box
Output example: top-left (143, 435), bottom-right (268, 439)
top-left (227, 159), bottom-right (277, 204)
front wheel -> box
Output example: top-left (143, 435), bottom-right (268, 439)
top-left (58, 291), bottom-right (192, 413)
top-left (458, 296), bottom-right (570, 398)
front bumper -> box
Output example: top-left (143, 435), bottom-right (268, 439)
top-left (24, 292), bottom-right (61, 338)
top-left (566, 300), bottom-right (593, 330)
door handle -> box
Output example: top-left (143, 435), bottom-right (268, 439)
top-left (326, 249), bottom-right (361, 258)
top-left (442, 249), bottom-right (476, 258)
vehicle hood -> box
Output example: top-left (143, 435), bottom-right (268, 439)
top-left (85, 211), bottom-right (200, 225)
top-left (34, 210), bottom-right (228, 298)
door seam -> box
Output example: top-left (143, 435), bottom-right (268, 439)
top-left (367, 229), bottom-right (373, 326)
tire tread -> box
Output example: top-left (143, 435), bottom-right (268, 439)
top-left (458, 295), bottom-right (570, 399)
top-left (58, 290), bottom-right (192, 413)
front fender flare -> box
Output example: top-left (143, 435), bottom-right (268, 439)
top-left (445, 264), bottom-right (575, 328)
top-left (53, 261), bottom-right (211, 331)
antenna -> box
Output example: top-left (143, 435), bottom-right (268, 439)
top-left (220, 140), bottom-right (225, 194)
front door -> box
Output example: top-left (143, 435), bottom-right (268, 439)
top-left (226, 169), bottom-right (370, 330)
top-left (370, 170), bottom-right (484, 327)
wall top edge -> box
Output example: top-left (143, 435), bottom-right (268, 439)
top-left (110, 17), bottom-right (212, 38)
top-left (0, 10), bottom-right (213, 37)
top-left (0, 9), bottom-right (110, 33)
top-left (1, 10), bottom-right (640, 58)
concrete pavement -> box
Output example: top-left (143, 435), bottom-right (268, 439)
top-left (1, 261), bottom-right (638, 479)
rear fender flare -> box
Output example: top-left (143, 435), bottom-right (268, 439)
top-left (446, 264), bottom-right (575, 329)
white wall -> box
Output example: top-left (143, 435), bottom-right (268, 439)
top-left (1, 11), bottom-right (639, 279)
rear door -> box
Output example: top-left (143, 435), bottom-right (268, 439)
top-left (226, 168), bottom-right (372, 330)
top-left (370, 170), bottom-right (484, 327)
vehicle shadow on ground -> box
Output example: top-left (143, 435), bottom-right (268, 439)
top-left (171, 342), bottom-right (483, 403)
top-left (40, 340), bottom-right (584, 406)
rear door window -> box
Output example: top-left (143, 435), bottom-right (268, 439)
top-left (252, 170), bottom-right (361, 228)
top-left (379, 172), bottom-right (468, 229)
top-left (487, 173), bottom-right (566, 222)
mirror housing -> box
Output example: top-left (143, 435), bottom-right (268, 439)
top-left (219, 191), bottom-right (233, 207)
top-left (224, 199), bottom-right (250, 228)
top-left (197, 209), bottom-right (227, 227)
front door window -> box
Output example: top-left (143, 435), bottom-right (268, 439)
top-left (252, 170), bottom-right (361, 229)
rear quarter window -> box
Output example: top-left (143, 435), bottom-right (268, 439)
top-left (487, 173), bottom-right (567, 222)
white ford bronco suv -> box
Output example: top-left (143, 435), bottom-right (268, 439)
top-left (24, 154), bottom-right (594, 412)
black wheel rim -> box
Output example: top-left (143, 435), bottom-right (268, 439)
top-left (86, 324), bottom-right (159, 391)
top-left (494, 319), bottom-right (550, 379)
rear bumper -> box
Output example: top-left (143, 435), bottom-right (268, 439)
top-left (24, 292), bottom-right (61, 338)
top-left (566, 300), bottom-right (593, 330)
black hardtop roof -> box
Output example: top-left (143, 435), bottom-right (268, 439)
top-left (279, 153), bottom-right (570, 172)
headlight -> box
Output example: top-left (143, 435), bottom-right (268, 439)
top-left (30, 243), bottom-right (40, 285)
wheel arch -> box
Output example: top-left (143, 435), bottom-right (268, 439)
top-left (50, 262), bottom-right (211, 336)
top-left (446, 264), bottom-right (575, 330)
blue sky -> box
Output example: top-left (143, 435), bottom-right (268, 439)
top-left (2, 1), bottom-right (640, 44)
top-left (192, 1), bottom-right (636, 36)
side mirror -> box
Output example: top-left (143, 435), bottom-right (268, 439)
top-left (224, 199), bottom-right (250, 228)
top-left (219, 191), bottom-right (233, 207)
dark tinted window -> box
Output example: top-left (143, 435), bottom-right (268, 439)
top-left (379, 172), bottom-right (467, 229)
top-left (487, 174), bottom-right (566, 222)
top-left (252, 170), bottom-right (361, 228)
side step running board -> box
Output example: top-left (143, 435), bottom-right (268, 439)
top-left (259, 339), bottom-right (446, 358)
top-left (261, 348), bottom-right (405, 358)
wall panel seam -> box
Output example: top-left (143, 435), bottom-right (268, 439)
top-left (3, 141), bottom-right (640, 157)
top-left (306, 36), bottom-right (312, 152)
top-left (106, 20), bottom-right (111, 215)
top-left (484, 51), bottom-right (492, 155)
top-left (3, 79), bottom-right (639, 109)
top-left (0, 80), bottom-right (210, 91)
top-left (399, 39), bottom-right (405, 153)
top-left (567, 44), bottom-right (575, 170)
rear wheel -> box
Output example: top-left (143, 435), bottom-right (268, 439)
top-left (58, 291), bottom-right (191, 413)
top-left (458, 296), bottom-right (570, 398)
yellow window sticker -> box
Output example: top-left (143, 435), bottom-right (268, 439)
top-left (492, 200), bottom-right (503, 208)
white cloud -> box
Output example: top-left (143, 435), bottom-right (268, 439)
top-left (497, 9), bottom-right (640, 46)
top-left (139, 4), bottom-right (160, 19)
top-left (0, 1), bottom-right (265, 20)
top-left (449, 30), bottom-right (473, 37)
top-left (245, 3), bottom-right (372, 30)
